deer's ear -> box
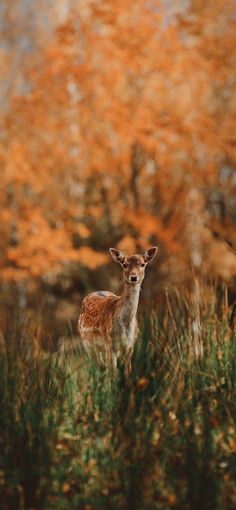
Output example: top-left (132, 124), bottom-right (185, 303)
top-left (109, 248), bottom-right (125, 265)
top-left (144, 246), bottom-right (158, 263)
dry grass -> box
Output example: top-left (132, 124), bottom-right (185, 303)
top-left (0, 288), bottom-right (236, 509)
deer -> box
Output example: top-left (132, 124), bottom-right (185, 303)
top-left (78, 246), bottom-right (158, 368)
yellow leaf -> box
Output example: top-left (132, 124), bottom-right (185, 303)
top-left (75, 223), bottom-right (91, 238)
top-left (137, 377), bottom-right (149, 390)
top-left (62, 482), bottom-right (71, 494)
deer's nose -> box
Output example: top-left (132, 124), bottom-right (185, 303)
top-left (130, 274), bottom-right (138, 282)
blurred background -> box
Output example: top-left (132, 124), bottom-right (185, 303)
top-left (0, 0), bottom-right (236, 335)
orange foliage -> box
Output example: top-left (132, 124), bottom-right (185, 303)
top-left (0, 0), bottom-right (236, 285)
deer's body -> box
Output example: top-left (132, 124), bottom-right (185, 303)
top-left (78, 247), bottom-right (157, 366)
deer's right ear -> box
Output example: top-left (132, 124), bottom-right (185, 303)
top-left (109, 248), bottom-right (125, 265)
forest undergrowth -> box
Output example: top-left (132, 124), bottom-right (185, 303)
top-left (0, 288), bottom-right (236, 510)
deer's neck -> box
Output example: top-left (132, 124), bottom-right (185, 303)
top-left (118, 281), bottom-right (141, 321)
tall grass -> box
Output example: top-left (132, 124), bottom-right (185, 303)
top-left (0, 291), bottom-right (236, 510)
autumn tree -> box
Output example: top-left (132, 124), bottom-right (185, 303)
top-left (0, 0), bottom-right (235, 294)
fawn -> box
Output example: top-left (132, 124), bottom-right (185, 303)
top-left (78, 246), bottom-right (158, 367)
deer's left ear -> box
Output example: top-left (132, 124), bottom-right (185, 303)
top-left (144, 246), bottom-right (158, 263)
top-left (109, 248), bottom-right (125, 265)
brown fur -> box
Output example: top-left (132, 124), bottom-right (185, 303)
top-left (78, 248), bottom-right (158, 366)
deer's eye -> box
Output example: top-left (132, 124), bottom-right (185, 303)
top-left (123, 263), bottom-right (128, 268)
top-left (141, 263), bottom-right (145, 267)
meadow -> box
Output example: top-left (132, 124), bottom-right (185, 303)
top-left (1, 2), bottom-right (236, 508)
top-left (0, 288), bottom-right (236, 510)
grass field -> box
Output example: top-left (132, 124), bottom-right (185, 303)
top-left (0, 289), bottom-right (236, 510)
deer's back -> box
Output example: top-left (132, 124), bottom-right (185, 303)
top-left (78, 291), bottom-right (119, 341)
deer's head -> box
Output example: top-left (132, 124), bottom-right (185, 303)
top-left (109, 247), bottom-right (158, 285)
